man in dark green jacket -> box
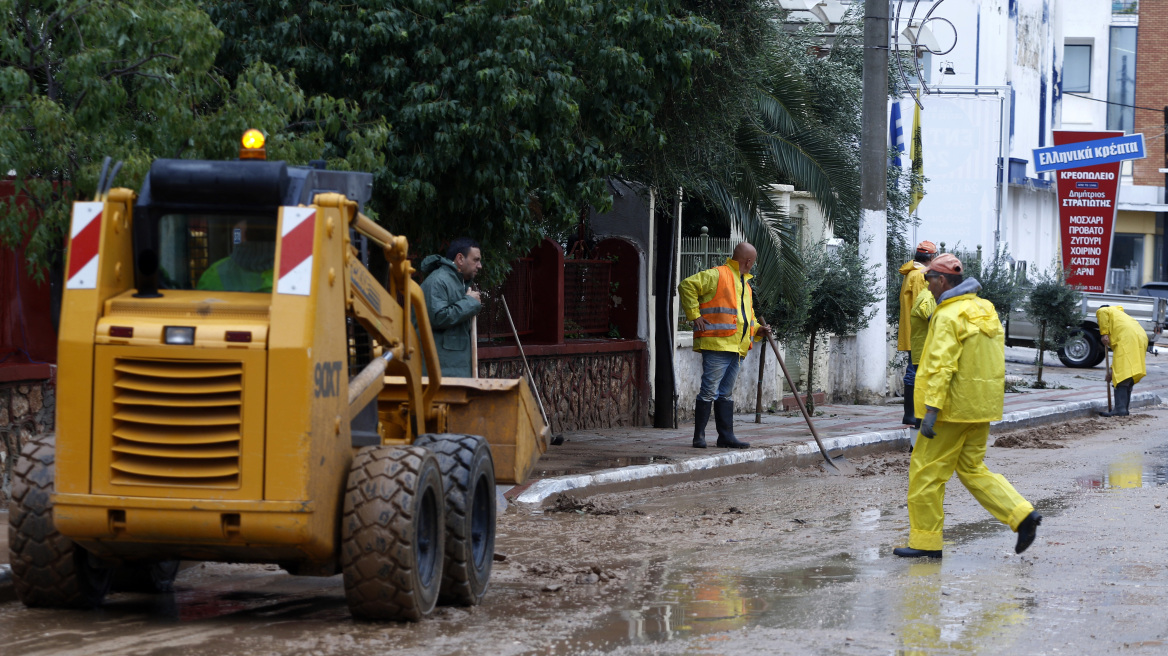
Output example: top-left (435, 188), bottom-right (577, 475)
top-left (419, 238), bottom-right (483, 378)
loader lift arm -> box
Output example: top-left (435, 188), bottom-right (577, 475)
top-left (314, 192), bottom-right (443, 440)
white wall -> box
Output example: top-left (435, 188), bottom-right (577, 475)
top-left (673, 334), bottom-right (780, 419)
top-left (1059, 0), bottom-right (1112, 130)
top-left (1004, 183), bottom-right (1060, 271)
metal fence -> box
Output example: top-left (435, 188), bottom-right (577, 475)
top-left (679, 227), bottom-right (733, 280)
top-left (479, 258), bottom-right (535, 338)
top-left (564, 259), bottom-right (614, 334)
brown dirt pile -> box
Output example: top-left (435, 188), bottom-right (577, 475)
top-left (852, 453), bottom-right (911, 477)
top-left (993, 413), bottom-right (1148, 449)
top-left (547, 494), bottom-right (641, 516)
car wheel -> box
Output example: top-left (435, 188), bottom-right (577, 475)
top-left (1057, 328), bottom-right (1102, 368)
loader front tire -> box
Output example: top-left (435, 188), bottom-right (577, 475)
top-left (414, 433), bottom-right (496, 606)
top-left (9, 434), bottom-right (113, 608)
top-left (341, 445), bottom-right (445, 621)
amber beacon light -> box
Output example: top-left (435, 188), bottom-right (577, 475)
top-left (240, 129), bottom-right (267, 159)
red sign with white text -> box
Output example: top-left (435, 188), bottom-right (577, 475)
top-left (1054, 130), bottom-right (1122, 293)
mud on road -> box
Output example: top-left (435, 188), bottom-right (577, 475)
top-left (3, 409), bottom-right (1167, 655)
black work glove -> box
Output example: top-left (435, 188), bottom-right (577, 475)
top-left (920, 406), bottom-right (939, 438)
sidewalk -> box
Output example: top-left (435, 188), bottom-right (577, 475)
top-left (506, 346), bottom-right (1168, 510)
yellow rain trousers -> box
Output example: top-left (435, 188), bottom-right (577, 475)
top-left (897, 261), bottom-right (927, 351)
top-left (907, 287), bottom-right (1033, 551)
top-left (907, 421), bottom-right (1035, 551)
top-left (1097, 306), bottom-right (1147, 386)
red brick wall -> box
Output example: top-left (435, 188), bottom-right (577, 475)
top-left (1135, 1), bottom-right (1168, 186)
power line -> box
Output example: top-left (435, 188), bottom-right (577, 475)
top-left (1064, 92), bottom-right (1165, 113)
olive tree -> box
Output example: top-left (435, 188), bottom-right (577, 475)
top-left (786, 241), bottom-right (879, 412)
top-left (1024, 267), bottom-right (1083, 386)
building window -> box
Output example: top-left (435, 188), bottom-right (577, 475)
top-left (1109, 233), bottom-right (1144, 293)
top-left (1107, 26), bottom-right (1137, 132)
top-left (1063, 44), bottom-right (1091, 93)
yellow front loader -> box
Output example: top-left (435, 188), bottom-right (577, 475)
top-left (8, 146), bottom-right (547, 620)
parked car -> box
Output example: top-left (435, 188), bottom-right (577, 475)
top-left (1004, 292), bottom-right (1166, 368)
top-left (1138, 281), bottom-right (1168, 300)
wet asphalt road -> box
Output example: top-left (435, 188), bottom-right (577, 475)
top-left (3, 409), bottom-right (1168, 655)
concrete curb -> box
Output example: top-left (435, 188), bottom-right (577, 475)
top-left (513, 392), bottom-right (1164, 512)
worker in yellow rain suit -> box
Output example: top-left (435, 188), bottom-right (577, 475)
top-left (1096, 305), bottom-right (1148, 417)
top-left (893, 254), bottom-right (1042, 559)
top-left (905, 286), bottom-right (936, 439)
top-left (898, 240), bottom-right (937, 426)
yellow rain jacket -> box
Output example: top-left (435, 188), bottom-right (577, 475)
top-left (1097, 306), bottom-right (1148, 386)
top-left (908, 288), bottom-right (936, 365)
top-left (897, 260), bottom-right (928, 351)
top-left (914, 280), bottom-right (1005, 422)
top-left (679, 258), bottom-right (759, 357)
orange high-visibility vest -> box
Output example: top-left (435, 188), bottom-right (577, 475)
top-left (695, 265), bottom-right (754, 345)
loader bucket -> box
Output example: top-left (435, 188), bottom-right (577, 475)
top-left (377, 377), bottom-right (549, 484)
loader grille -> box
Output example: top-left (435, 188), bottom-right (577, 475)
top-left (110, 358), bottom-right (243, 489)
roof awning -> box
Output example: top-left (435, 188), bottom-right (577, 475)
top-left (1117, 203), bottom-right (1168, 212)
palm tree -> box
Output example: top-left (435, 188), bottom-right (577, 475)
top-left (695, 55), bottom-right (861, 310)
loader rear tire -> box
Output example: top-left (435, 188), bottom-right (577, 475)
top-left (341, 445), bottom-right (445, 621)
top-left (8, 434), bottom-right (113, 608)
top-left (414, 434), bottom-right (496, 606)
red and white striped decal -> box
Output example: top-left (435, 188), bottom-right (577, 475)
top-left (277, 207), bottom-right (316, 295)
top-left (65, 202), bottom-right (104, 289)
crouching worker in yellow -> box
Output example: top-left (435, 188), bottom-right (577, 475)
top-left (893, 254), bottom-right (1042, 559)
top-left (1097, 305), bottom-right (1148, 418)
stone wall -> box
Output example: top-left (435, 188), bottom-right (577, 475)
top-left (480, 348), bottom-right (646, 433)
top-left (1, 374), bottom-right (56, 502)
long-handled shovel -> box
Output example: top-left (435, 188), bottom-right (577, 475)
top-left (501, 296), bottom-right (564, 446)
top-left (758, 320), bottom-right (853, 475)
top-left (1105, 346), bottom-right (1112, 412)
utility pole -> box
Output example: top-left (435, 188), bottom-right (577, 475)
top-left (855, 0), bottom-right (890, 404)
top-left (1163, 107), bottom-right (1167, 281)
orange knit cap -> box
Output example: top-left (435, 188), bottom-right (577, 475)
top-left (916, 240), bottom-right (938, 254)
top-left (925, 253), bottom-right (963, 275)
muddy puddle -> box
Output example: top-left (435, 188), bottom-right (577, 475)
top-left (1075, 448), bottom-right (1168, 490)
top-left (537, 549), bottom-right (1038, 654)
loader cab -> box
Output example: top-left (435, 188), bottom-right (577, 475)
top-left (131, 159), bottom-right (372, 298)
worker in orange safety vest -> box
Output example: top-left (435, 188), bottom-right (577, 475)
top-left (678, 242), bottom-right (771, 449)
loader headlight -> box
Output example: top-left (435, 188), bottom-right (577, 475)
top-left (164, 326), bottom-right (196, 345)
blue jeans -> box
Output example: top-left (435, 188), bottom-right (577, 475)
top-left (903, 363), bottom-right (917, 386)
top-left (699, 351), bottom-right (742, 402)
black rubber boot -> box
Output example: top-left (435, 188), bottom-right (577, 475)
top-left (902, 383), bottom-right (917, 426)
top-left (714, 399), bottom-right (750, 448)
top-left (693, 400), bottom-right (712, 448)
top-left (1015, 511), bottom-right (1042, 554)
top-left (893, 547), bottom-right (942, 558)
top-left (1100, 380), bottom-right (1133, 417)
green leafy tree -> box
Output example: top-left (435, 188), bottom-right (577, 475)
top-left (207, 0), bottom-right (722, 284)
top-left (786, 241), bottom-right (879, 412)
top-left (694, 10), bottom-right (870, 313)
top-left (1, 0), bottom-right (388, 280)
top-left (1024, 267), bottom-right (1083, 386)
top-left (780, 13), bottom-right (917, 325)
